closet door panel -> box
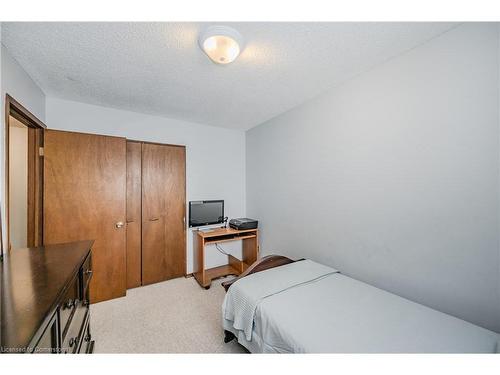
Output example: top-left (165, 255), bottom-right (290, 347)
top-left (44, 130), bottom-right (127, 303)
top-left (142, 143), bottom-right (186, 285)
top-left (126, 141), bottom-right (142, 289)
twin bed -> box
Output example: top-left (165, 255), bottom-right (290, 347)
top-left (221, 256), bottom-right (499, 353)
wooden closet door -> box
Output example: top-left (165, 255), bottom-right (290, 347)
top-left (142, 143), bottom-right (186, 285)
top-left (44, 130), bottom-right (127, 303)
top-left (126, 141), bottom-right (142, 289)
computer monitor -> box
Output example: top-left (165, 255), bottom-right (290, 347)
top-left (188, 200), bottom-right (224, 227)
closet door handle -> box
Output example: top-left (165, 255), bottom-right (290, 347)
top-left (115, 221), bottom-right (124, 228)
top-left (149, 217), bottom-right (159, 222)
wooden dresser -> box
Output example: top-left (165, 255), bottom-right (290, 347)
top-left (1, 240), bottom-right (95, 353)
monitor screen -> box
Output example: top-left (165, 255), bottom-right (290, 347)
top-left (189, 200), bottom-right (224, 227)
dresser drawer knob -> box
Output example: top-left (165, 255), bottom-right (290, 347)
top-left (69, 336), bottom-right (79, 347)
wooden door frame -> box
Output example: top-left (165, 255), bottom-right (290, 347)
top-left (128, 139), bottom-right (188, 277)
top-left (4, 94), bottom-right (46, 252)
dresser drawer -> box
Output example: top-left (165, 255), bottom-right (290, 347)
top-left (78, 318), bottom-right (95, 354)
top-left (61, 300), bottom-right (88, 354)
top-left (59, 275), bottom-right (79, 340)
top-left (32, 313), bottom-right (59, 354)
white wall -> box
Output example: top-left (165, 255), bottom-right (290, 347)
top-left (8, 117), bottom-right (28, 249)
top-left (1, 44), bottom-right (46, 252)
top-left (46, 97), bottom-right (246, 273)
top-left (246, 23), bottom-right (500, 333)
top-left (1, 45), bottom-right (45, 121)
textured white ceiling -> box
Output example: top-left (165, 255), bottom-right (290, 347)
top-left (2, 22), bottom-right (457, 130)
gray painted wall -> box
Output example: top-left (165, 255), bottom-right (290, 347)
top-left (1, 44), bottom-right (46, 120)
top-left (246, 23), bottom-right (500, 333)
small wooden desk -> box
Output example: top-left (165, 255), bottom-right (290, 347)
top-left (193, 228), bottom-right (259, 289)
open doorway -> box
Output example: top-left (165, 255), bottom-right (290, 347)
top-left (5, 94), bottom-right (46, 251)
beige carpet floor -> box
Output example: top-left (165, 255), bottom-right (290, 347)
top-left (90, 276), bottom-right (247, 353)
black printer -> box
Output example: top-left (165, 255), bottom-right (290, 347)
top-left (229, 218), bottom-right (258, 230)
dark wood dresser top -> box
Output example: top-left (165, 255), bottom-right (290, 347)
top-left (1, 240), bottom-right (93, 350)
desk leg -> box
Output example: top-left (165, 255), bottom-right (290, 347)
top-left (193, 235), bottom-right (205, 287)
top-left (242, 234), bottom-right (258, 269)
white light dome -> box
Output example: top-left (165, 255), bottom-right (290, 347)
top-left (199, 26), bottom-right (244, 65)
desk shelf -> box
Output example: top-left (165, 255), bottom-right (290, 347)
top-left (204, 234), bottom-right (256, 245)
top-left (193, 228), bottom-right (259, 289)
top-left (205, 264), bottom-right (240, 282)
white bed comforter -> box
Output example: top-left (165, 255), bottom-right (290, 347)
top-left (222, 260), bottom-right (337, 340)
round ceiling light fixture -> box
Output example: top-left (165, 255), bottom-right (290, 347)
top-left (199, 26), bottom-right (244, 65)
